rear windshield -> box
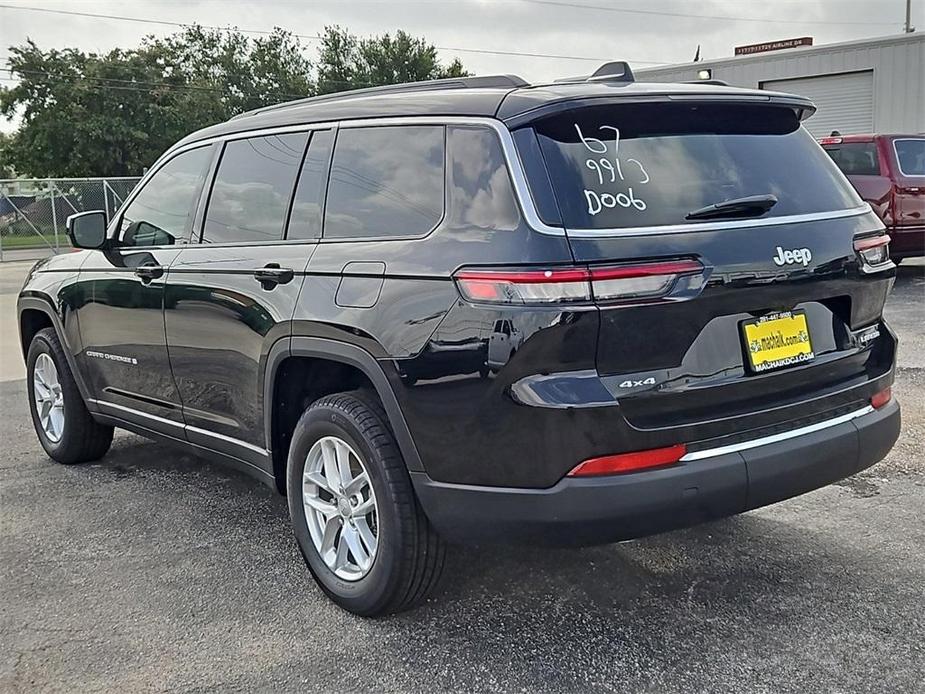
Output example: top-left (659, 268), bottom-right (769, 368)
top-left (524, 102), bottom-right (861, 230)
top-left (893, 138), bottom-right (925, 176)
top-left (823, 142), bottom-right (880, 176)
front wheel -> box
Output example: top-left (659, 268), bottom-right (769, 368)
top-left (287, 392), bottom-right (445, 616)
top-left (26, 327), bottom-right (113, 464)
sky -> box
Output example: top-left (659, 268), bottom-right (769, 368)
top-left (0, 0), bottom-right (920, 133)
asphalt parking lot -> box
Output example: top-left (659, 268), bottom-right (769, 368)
top-left (1, 258), bottom-right (923, 693)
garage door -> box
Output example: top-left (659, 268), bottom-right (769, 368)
top-left (762, 71), bottom-right (874, 137)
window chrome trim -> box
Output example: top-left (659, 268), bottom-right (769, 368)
top-left (680, 405), bottom-right (875, 462)
top-left (150, 116), bottom-right (876, 240)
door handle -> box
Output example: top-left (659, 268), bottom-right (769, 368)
top-left (134, 265), bottom-right (164, 282)
top-left (254, 264), bottom-right (294, 290)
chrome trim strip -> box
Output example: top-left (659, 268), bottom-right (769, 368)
top-left (563, 205), bottom-right (873, 238)
top-left (186, 424), bottom-right (268, 456)
top-left (91, 399), bottom-right (184, 431)
top-left (90, 399), bottom-right (269, 456)
top-left (680, 405), bottom-right (875, 462)
top-left (136, 115), bottom-right (874, 242)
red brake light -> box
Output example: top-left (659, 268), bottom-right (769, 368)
top-left (454, 260), bottom-right (703, 305)
top-left (871, 386), bottom-right (892, 409)
top-left (567, 444), bottom-right (687, 477)
top-left (819, 136), bottom-right (843, 145)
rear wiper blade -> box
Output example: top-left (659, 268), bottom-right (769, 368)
top-left (685, 194), bottom-right (778, 221)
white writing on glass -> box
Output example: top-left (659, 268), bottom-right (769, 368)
top-left (575, 123), bottom-right (650, 216)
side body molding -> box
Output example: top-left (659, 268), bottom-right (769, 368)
top-left (17, 295), bottom-right (94, 407)
top-left (264, 336), bottom-right (425, 475)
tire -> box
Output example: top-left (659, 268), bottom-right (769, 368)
top-left (287, 391), bottom-right (445, 616)
top-left (26, 327), bottom-right (113, 464)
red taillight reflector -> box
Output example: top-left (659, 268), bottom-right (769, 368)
top-left (568, 444), bottom-right (687, 477)
top-left (871, 386), bottom-right (892, 409)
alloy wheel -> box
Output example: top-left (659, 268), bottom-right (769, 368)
top-left (302, 436), bottom-right (379, 581)
top-left (33, 353), bottom-right (65, 443)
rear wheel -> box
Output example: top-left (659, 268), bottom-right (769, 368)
top-left (287, 391), bottom-right (445, 616)
top-left (26, 328), bottom-right (113, 464)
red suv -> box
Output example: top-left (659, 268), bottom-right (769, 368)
top-left (820, 134), bottom-right (924, 262)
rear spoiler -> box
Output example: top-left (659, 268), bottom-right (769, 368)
top-left (501, 92), bottom-right (816, 129)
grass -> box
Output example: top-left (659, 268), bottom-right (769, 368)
top-left (0, 232), bottom-right (70, 250)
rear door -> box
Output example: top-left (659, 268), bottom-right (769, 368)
top-left (76, 144), bottom-right (214, 429)
top-left (164, 129), bottom-right (333, 463)
top-left (889, 137), bottom-right (925, 229)
top-left (516, 100), bottom-right (892, 437)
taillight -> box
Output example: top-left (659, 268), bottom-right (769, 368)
top-left (454, 259), bottom-right (703, 305)
top-left (871, 386), bottom-right (892, 409)
top-left (567, 444), bottom-right (687, 477)
top-left (853, 234), bottom-right (892, 270)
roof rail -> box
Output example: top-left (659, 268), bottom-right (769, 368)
top-left (232, 74), bottom-right (529, 120)
top-left (554, 61), bottom-right (636, 85)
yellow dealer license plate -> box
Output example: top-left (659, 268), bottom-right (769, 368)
top-left (742, 310), bottom-right (815, 373)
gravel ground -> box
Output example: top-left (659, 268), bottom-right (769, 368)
top-left (1, 261), bottom-right (923, 693)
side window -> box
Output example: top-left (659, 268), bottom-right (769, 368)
top-left (120, 146), bottom-right (212, 247)
top-left (201, 132), bottom-right (308, 244)
top-left (324, 125), bottom-right (444, 239)
top-left (287, 129), bottom-right (334, 240)
top-left (447, 125), bottom-right (521, 231)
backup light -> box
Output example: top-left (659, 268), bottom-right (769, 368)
top-left (568, 444), bottom-right (687, 477)
top-left (854, 234), bottom-right (891, 269)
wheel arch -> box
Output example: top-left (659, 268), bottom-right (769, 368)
top-left (264, 336), bottom-right (425, 494)
top-left (17, 296), bottom-right (93, 404)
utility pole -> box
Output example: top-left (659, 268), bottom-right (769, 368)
top-left (905, 0), bottom-right (914, 32)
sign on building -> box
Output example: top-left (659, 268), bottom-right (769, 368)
top-left (735, 37), bottom-right (813, 56)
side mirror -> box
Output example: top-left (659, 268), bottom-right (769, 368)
top-left (65, 211), bottom-right (108, 250)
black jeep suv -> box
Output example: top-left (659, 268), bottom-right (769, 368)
top-left (18, 64), bottom-right (901, 616)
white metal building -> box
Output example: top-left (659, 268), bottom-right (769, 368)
top-left (637, 33), bottom-right (924, 137)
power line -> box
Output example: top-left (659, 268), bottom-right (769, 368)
top-left (0, 4), bottom-right (671, 64)
top-left (518, 0), bottom-right (896, 26)
top-left (0, 69), bottom-right (371, 96)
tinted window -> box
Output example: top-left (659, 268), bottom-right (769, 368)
top-left (823, 142), bottom-right (880, 176)
top-left (529, 103), bottom-right (861, 230)
top-left (894, 138), bottom-right (925, 176)
top-left (287, 129), bottom-right (333, 240)
top-left (202, 132), bottom-right (308, 244)
top-left (325, 126), bottom-right (444, 239)
top-left (120, 146), bottom-right (212, 246)
top-left (447, 126), bottom-right (520, 231)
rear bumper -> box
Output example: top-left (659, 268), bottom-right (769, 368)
top-left (412, 399), bottom-right (900, 546)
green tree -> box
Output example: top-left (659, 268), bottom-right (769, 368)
top-left (316, 26), bottom-right (469, 95)
top-left (0, 132), bottom-right (14, 177)
top-left (1, 25), bottom-right (468, 177)
top-left (0, 27), bottom-right (313, 177)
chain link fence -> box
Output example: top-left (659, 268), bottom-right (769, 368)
top-left (0, 177), bottom-right (141, 259)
